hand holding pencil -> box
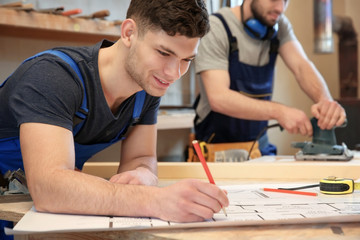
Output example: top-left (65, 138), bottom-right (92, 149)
top-left (192, 140), bottom-right (228, 217)
top-left (147, 140), bottom-right (228, 222)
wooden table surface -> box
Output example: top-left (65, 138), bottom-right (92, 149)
top-left (19, 222), bottom-right (360, 240)
top-left (2, 156), bottom-right (360, 239)
top-left (3, 200), bottom-right (360, 240)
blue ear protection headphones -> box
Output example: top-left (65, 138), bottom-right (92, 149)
top-left (241, 2), bottom-right (278, 40)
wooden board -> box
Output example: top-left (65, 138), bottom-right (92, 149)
top-left (82, 156), bottom-right (360, 181)
top-left (0, 8), bottom-right (120, 42)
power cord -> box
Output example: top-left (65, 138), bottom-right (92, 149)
top-left (247, 123), bottom-right (283, 160)
top-left (278, 184), bottom-right (320, 190)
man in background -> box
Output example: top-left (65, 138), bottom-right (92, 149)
top-left (0, 1), bottom-right (228, 238)
top-left (194, 0), bottom-right (345, 155)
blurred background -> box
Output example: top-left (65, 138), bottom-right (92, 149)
top-left (0, 0), bottom-right (359, 162)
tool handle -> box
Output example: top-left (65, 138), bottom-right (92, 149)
top-left (37, 7), bottom-right (64, 14)
top-left (91, 9), bottom-right (110, 18)
top-left (113, 20), bottom-right (123, 26)
top-left (1, 3), bottom-right (34, 11)
top-left (0, 1), bottom-right (23, 7)
top-left (77, 9), bottom-right (110, 19)
top-left (61, 8), bottom-right (82, 16)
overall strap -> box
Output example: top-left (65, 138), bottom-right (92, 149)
top-left (26, 51), bottom-right (146, 135)
top-left (110, 90), bottom-right (147, 143)
top-left (37, 50), bottom-right (89, 120)
top-left (1, 50), bottom-right (88, 135)
top-left (3, 50), bottom-right (146, 138)
top-left (213, 13), bottom-right (238, 54)
top-left (33, 50), bottom-right (88, 136)
top-left (213, 13), bottom-right (279, 55)
top-left (133, 90), bottom-right (146, 123)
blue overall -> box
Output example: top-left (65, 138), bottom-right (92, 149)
top-left (0, 50), bottom-right (146, 172)
top-left (195, 13), bottom-right (279, 155)
top-left (0, 50), bottom-right (146, 239)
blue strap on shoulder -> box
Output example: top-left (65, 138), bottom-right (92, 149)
top-left (2, 50), bottom-right (89, 118)
top-left (30, 50), bottom-right (89, 136)
top-left (38, 50), bottom-right (89, 119)
top-left (32, 51), bottom-right (146, 134)
top-left (133, 90), bottom-right (146, 122)
top-left (2, 49), bottom-right (146, 136)
top-left (213, 13), bottom-right (238, 53)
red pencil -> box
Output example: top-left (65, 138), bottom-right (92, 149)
top-left (192, 140), bottom-right (227, 217)
top-left (263, 188), bottom-right (318, 197)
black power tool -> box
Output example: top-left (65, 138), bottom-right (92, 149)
top-left (291, 118), bottom-right (354, 161)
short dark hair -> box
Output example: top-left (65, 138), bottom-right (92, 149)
top-left (126, 0), bottom-right (209, 38)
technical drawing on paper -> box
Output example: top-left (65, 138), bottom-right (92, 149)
top-left (9, 183), bottom-right (360, 234)
top-left (211, 184), bottom-right (360, 223)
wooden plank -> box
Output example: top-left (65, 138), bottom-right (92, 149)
top-left (0, 194), bottom-right (32, 203)
top-left (0, 8), bottom-right (120, 42)
top-left (0, 201), bottom-right (33, 222)
top-left (82, 156), bottom-right (360, 181)
top-left (10, 221), bottom-right (360, 239)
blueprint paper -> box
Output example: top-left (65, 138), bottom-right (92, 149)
top-left (6, 183), bottom-right (360, 235)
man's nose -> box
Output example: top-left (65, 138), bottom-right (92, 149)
top-left (164, 59), bottom-right (181, 80)
top-left (274, 0), bottom-right (286, 13)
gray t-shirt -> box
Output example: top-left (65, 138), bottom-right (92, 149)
top-left (0, 40), bottom-right (160, 144)
top-left (194, 7), bottom-right (297, 123)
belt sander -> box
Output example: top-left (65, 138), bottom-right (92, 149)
top-left (291, 118), bottom-right (354, 161)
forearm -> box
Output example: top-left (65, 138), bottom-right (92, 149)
top-left (112, 124), bottom-right (158, 185)
top-left (209, 88), bottom-right (287, 121)
top-left (20, 124), bottom-right (158, 217)
top-left (118, 155), bottom-right (157, 175)
top-left (202, 69), bottom-right (290, 122)
top-left (279, 40), bottom-right (333, 104)
top-left (294, 60), bottom-right (333, 103)
top-left (209, 88), bottom-right (313, 135)
top-left (31, 169), bottom-right (230, 223)
top-left (112, 155), bottom-right (158, 186)
top-left (30, 168), bottom-right (159, 217)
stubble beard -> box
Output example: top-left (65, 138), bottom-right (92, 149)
top-left (125, 46), bottom-right (147, 93)
top-left (251, 0), bottom-right (277, 27)
top-left (124, 44), bottom-right (167, 98)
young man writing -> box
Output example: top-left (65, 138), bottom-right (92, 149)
top-left (0, 1), bottom-right (229, 237)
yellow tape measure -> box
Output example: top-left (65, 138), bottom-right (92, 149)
top-left (320, 176), bottom-right (360, 195)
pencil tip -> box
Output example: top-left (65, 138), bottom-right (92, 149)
top-left (222, 207), bottom-right (227, 217)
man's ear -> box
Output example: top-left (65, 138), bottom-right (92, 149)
top-left (121, 19), bottom-right (137, 47)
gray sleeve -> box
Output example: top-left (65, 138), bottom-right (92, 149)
top-left (277, 15), bottom-right (297, 46)
top-left (195, 15), bottom-right (230, 74)
top-left (9, 59), bottom-right (82, 131)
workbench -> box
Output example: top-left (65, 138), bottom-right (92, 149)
top-left (2, 156), bottom-right (360, 239)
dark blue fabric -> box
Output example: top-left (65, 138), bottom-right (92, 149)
top-left (0, 51), bottom-right (146, 236)
top-left (0, 50), bottom-right (146, 170)
top-left (195, 13), bottom-right (278, 155)
top-left (1, 220), bottom-right (13, 240)
top-left (0, 137), bottom-right (23, 175)
top-left (258, 134), bottom-right (277, 156)
top-left (29, 50), bottom-right (88, 117)
top-left (74, 90), bottom-right (146, 170)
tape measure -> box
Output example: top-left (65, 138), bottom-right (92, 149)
top-left (320, 176), bottom-right (360, 195)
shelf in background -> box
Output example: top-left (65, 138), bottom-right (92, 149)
top-left (0, 8), bottom-right (121, 42)
top-left (157, 109), bottom-right (195, 130)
